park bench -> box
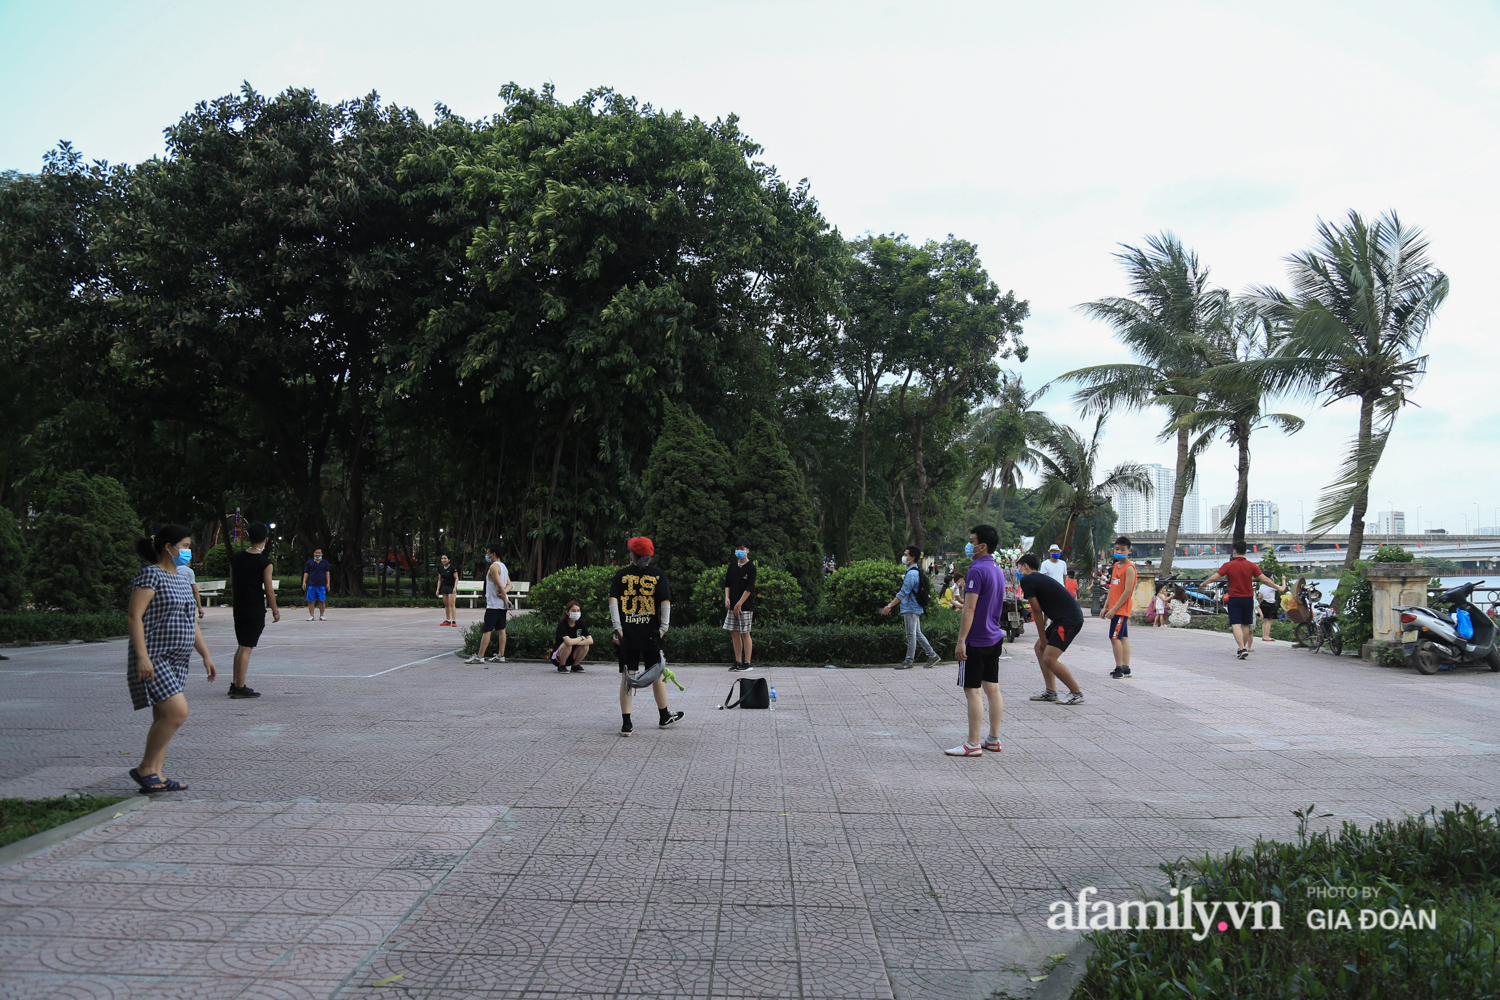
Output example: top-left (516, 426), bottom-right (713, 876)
top-left (453, 580), bottom-right (530, 609)
top-left (195, 579), bottom-right (278, 607)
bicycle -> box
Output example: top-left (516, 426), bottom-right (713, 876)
top-left (1294, 601), bottom-right (1343, 656)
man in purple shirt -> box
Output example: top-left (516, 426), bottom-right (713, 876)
top-left (947, 524), bottom-right (1006, 757)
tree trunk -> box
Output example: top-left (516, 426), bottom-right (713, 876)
top-left (1343, 395), bottom-right (1376, 568)
top-left (907, 415), bottom-right (928, 549)
top-left (858, 397), bottom-right (869, 503)
top-left (993, 460), bottom-right (1015, 530)
top-left (1060, 512), bottom-right (1078, 556)
top-left (1231, 426), bottom-right (1251, 547)
top-left (1158, 425), bottom-right (1191, 575)
top-left (337, 421), bottom-right (368, 597)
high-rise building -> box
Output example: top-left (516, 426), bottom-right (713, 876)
top-left (1248, 500), bottom-right (1280, 534)
top-left (1105, 463), bottom-right (1201, 533)
top-left (1375, 511), bottom-right (1406, 535)
top-left (1207, 500), bottom-right (1281, 534)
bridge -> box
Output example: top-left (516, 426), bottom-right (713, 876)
top-left (1124, 532), bottom-right (1500, 569)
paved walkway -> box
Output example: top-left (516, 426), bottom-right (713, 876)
top-left (1, 608), bottom-right (1498, 999)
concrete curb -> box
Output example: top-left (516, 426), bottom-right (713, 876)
top-left (0, 796), bottom-right (150, 869)
top-left (1032, 935), bottom-right (1094, 1000)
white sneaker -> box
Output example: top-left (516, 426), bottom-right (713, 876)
top-left (944, 742), bottom-right (983, 757)
top-left (1060, 692), bottom-right (1085, 706)
top-left (1029, 690), bottom-right (1059, 702)
top-left (307, 616), bottom-right (315, 621)
top-left (319, 616), bottom-right (327, 621)
top-left (464, 656), bottom-right (483, 664)
top-left (488, 656), bottom-right (504, 663)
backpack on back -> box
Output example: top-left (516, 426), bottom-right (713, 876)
top-left (915, 569), bottom-right (932, 610)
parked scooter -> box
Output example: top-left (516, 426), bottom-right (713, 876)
top-left (1396, 580), bottom-right (1500, 675)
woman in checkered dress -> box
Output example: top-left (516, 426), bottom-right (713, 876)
top-left (127, 524), bottom-right (218, 794)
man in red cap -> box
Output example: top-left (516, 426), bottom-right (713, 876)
top-left (609, 536), bottom-right (684, 736)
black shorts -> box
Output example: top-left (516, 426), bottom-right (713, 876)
top-left (1044, 621), bottom-right (1079, 652)
top-left (439, 585), bottom-right (455, 596)
top-left (618, 643), bottom-right (662, 674)
top-left (957, 640), bottom-right (1002, 688)
top-left (1259, 600), bottom-right (1279, 620)
top-left (1226, 596), bottom-right (1255, 626)
top-left (233, 612), bottom-right (265, 649)
top-left (482, 608), bottom-right (508, 632)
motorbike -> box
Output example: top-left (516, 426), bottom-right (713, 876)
top-left (1395, 580), bottom-right (1500, 675)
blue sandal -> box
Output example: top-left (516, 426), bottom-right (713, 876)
top-left (133, 770), bottom-right (187, 793)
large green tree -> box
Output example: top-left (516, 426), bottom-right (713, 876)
top-left (1062, 233), bottom-right (1224, 574)
top-left (641, 399), bottom-right (733, 580)
top-left (1031, 417), bottom-right (1151, 558)
top-left (1246, 211), bottom-right (1448, 567)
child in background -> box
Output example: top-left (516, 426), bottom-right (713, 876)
top-left (1064, 569), bottom-right (1079, 599)
top-left (1150, 586), bottom-right (1168, 626)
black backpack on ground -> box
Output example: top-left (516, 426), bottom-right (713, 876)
top-left (721, 676), bottom-right (770, 709)
top-left (915, 569), bottom-right (932, 610)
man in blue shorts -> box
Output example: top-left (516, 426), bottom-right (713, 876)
top-left (1202, 542), bottom-right (1285, 661)
top-left (302, 547), bottom-right (331, 621)
top-left (1016, 553), bottom-right (1085, 706)
top-left (947, 524), bottom-right (1006, 757)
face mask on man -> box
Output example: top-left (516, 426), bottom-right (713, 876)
top-left (568, 611), bottom-right (581, 621)
top-left (175, 547), bottom-right (191, 566)
top-left (1112, 552), bottom-right (1128, 561)
top-left (734, 549), bottom-right (747, 560)
top-left (900, 555), bottom-right (911, 565)
top-left (964, 542), bottom-right (975, 558)
top-left (1050, 552), bottom-right (1060, 561)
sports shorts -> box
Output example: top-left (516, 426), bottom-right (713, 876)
top-left (483, 608), bottom-right (508, 632)
top-left (233, 611), bottom-right (265, 649)
top-left (438, 584), bottom-right (455, 596)
top-left (1226, 596), bottom-right (1255, 626)
top-left (1044, 621), bottom-right (1079, 652)
top-left (618, 641), bottom-right (662, 674)
top-left (957, 639), bottom-right (1002, 688)
top-left (306, 586), bottom-right (326, 602)
top-left (1108, 614), bottom-right (1129, 640)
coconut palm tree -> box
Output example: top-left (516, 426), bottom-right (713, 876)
top-left (1061, 233), bottom-right (1226, 574)
top-left (1186, 300), bottom-right (1305, 546)
top-left (1245, 211), bottom-right (1449, 567)
top-left (961, 372), bottom-right (1046, 528)
top-left (1032, 416), bottom-right (1153, 559)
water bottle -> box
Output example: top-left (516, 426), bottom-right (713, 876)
top-left (769, 685), bottom-right (777, 702)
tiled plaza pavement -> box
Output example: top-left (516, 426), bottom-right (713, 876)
top-left (2, 607), bottom-right (1499, 999)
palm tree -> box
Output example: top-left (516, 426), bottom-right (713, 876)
top-left (961, 372), bottom-right (1046, 528)
top-left (1246, 211), bottom-right (1449, 567)
top-left (1033, 416), bottom-right (1153, 559)
top-left (1187, 300), bottom-right (1305, 546)
top-left (1061, 233), bottom-right (1225, 574)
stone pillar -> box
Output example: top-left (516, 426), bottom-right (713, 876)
top-left (1361, 563), bottom-right (1434, 660)
top-left (1131, 567), bottom-right (1160, 615)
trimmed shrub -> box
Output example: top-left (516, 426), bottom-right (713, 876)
top-left (642, 400), bottom-right (733, 581)
top-left (731, 412), bottom-right (824, 606)
top-left (0, 510), bottom-right (25, 610)
top-left (199, 543), bottom-right (237, 578)
top-left (847, 500), bottom-right (892, 562)
top-left (526, 565), bottom-right (619, 624)
top-left (819, 559), bottom-right (907, 626)
top-left (0, 611), bottom-right (130, 644)
top-left (689, 563), bottom-right (805, 626)
top-left (463, 616), bottom-right (963, 665)
top-left (26, 473), bottom-right (141, 613)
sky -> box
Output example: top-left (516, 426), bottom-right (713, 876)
top-left (3, 0), bottom-right (1498, 534)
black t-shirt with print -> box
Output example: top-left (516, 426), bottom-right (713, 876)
top-left (725, 559), bottom-right (756, 612)
top-left (609, 565), bottom-right (671, 649)
top-left (553, 616), bottom-right (592, 648)
top-left (437, 564), bottom-right (458, 588)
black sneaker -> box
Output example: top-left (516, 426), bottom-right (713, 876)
top-left (1120, 666), bottom-right (1131, 677)
top-left (228, 685), bottom-right (261, 699)
top-left (730, 662), bottom-right (753, 672)
top-left (556, 665), bottom-right (569, 673)
top-left (924, 654), bottom-right (940, 668)
top-left (570, 665), bottom-right (585, 673)
top-left (1110, 667), bottom-right (1125, 679)
top-left (659, 711), bottom-right (685, 729)
top-left (1236, 648), bottom-right (1249, 661)
top-left (620, 719), bottom-right (633, 737)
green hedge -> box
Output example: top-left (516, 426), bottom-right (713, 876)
top-left (462, 611), bottom-right (963, 665)
top-left (819, 559), bottom-right (909, 625)
top-left (688, 563), bottom-right (805, 626)
top-left (526, 565), bottom-right (618, 623)
top-left (0, 611), bottom-right (130, 644)
top-left (1177, 613), bottom-right (1300, 643)
top-left (1076, 803), bottom-right (1500, 1000)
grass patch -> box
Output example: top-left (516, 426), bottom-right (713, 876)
top-left (1076, 803), bottom-right (1500, 1000)
top-left (0, 611), bottom-right (130, 645)
top-left (1174, 613), bottom-right (1301, 643)
top-left (0, 796), bottom-right (129, 848)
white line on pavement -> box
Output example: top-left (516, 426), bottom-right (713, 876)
top-left (366, 648), bottom-right (464, 677)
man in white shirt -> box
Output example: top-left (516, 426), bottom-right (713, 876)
top-left (465, 543), bottom-right (510, 664)
top-left (1040, 544), bottom-right (1069, 585)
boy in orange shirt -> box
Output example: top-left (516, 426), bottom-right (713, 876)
top-left (1104, 536), bottom-right (1137, 679)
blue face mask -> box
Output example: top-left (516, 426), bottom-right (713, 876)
top-left (1050, 552), bottom-right (1060, 560)
top-left (175, 547), bottom-right (191, 566)
top-left (964, 542), bottom-right (975, 558)
top-left (1112, 552), bottom-right (1128, 561)
top-left (734, 550), bottom-right (747, 560)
